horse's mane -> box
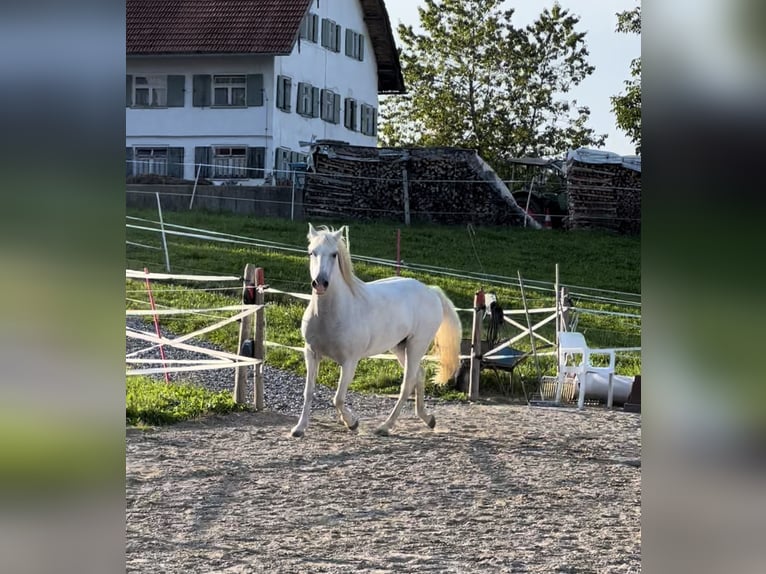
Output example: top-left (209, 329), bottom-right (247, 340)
top-left (314, 226), bottom-right (364, 296)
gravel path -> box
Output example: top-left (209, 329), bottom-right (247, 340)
top-left (126, 319), bottom-right (641, 573)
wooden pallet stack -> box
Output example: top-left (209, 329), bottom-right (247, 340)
top-left (302, 143), bottom-right (529, 226)
top-left (565, 157), bottom-right (641, 234)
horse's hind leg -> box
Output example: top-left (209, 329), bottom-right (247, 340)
top-left (334, 359), bottom-right (360, 431)
top-left (375, 341), bottom-right (428, 436)
top-left (414, 367), bottom-right (436, 429)
top-left (393, 343), bottom-right (434, 429)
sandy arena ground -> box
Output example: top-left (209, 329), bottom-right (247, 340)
top-left (126, 401), bottom-right (641, 573)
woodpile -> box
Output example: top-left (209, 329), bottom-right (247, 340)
top-left (303, 142), bottom-right (531, 226)
top-left (565, 151), bottom-right (641, 235)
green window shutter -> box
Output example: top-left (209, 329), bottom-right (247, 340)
top-left (247, 147), bottom-right (265, 177)
top-left (194, 146), bottom-right (211, 178)
top-left (358, 35), bottom-right (365, 61)
top-left (284, 79), bottom-right (292, 112)
top-left (192, 75), bottom-right (211, 107)
top-left (126, 75), bottom-right (132, 107)
top-left (167, 75), bottom-right (185, 107)
top-left (371, 108), bottom-right (378, 136)
top-left (321, 19), bottom-right (329, 48)
top-left (246, 74), bottom-right (264, 106)
top-left (311, 87), bottom-right (321, 118)
top-left (334, 93), bottom-right (341, 124)
top-left (334, 25), bottom-right (341, 52)
top-left (126, 147), bottom-right (133, 177)
top-left (345, 29), bottom-right (353, 57)
top-left (296, 82), bottom-right (304, 115)
top-left (168, 147), bottom-right (185, 178)
top-left (360, 105), bottom-right (368, 134)
top-left (311, 14), bottom-right (319, 42)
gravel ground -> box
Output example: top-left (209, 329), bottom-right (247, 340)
top-left (126, 317), bottom-right (401, 417)
top-left (126, 319), bottom-right (642, 573)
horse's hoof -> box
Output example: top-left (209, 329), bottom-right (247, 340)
top-left (427, 415), bottom-right (436, 429)
top-left (348, 419), bottom-right (359, 431)
top-left (374, 426), bottom-right (389, 437)
top-left (291, 428), bottom-right (304, 438)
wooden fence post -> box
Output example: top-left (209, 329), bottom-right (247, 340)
top-left (401, 164), bottom-right (411, 226)
top-left (468, 288), bottom-right (485, 401)
top-left (253, 267), bottom-right (265, 411)
top-left (234, 264), bottom-right (256, 404)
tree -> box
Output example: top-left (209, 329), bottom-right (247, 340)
top-left (379, 0), bottom-right (605, 176)
top-left (610, 2), bottom-right (641, 154)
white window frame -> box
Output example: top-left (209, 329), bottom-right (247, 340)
top-left (133, 147), bottom-right (168, 175)
top-left (345, 30), bottom-right (365, 61)
top-left (297, 82), bottom-right (313, 116)
top-left (344, 98), bottom-right (358, 131)
top-left (211, 146), bottom-right (248, 178)
top-left (321, 19), bottom-right (341, 52)
top-left (360, 104), bottom-right (378, 136)
top-left (321, 89), bottom-right (340, 124)
top-left (213, 75), bottom-right (247, 107)
top-left (300, 13), bottom-right (319, 43)
top-left (276, 75), bottom-right (292, 112)
top-left (133, 75), bottom-right (167, 107)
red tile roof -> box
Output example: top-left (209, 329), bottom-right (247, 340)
top-left (127, 0), bottom-right (312, 55)
top-left (127, 0), bottom-right (405, 93)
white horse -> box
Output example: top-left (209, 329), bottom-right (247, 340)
top-left (290, 224), bottom-right (462, 437)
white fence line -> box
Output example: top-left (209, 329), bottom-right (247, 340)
top-left (127, 217), bottom-right (642, 310)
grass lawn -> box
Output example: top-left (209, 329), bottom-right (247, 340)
top-left (126, 208), bottom-right (641, 404)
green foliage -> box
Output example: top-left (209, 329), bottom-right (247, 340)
top-left (380, 0), bottom-right (606, 174)
top-left (126, 376), bottom-right (247, 426)
top-left (611, 2), bottom-right (641, 154)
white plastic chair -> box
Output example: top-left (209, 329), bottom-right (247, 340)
top-left (557, 331), bottom-right (616, 409)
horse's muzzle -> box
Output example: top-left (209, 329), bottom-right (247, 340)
top-left (312, 279), bottom-right (329, 295)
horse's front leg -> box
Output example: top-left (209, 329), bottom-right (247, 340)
top-left (291, 346), bottom-right (320, 437)
top-left (334, 359), bottom-right (360, 431)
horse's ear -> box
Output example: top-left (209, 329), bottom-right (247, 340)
top-left (307, 223), bottom-right (318, 240)
top-left (330, 227), bottom-right (344, 243)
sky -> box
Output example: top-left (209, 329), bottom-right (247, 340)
top-left (382, 0), bottom-right (641, 156)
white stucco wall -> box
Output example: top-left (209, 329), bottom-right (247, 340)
top-left (272, 0), bottom-right (380, 152)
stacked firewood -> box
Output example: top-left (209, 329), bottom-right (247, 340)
top-left (303, 143), bottom-right (529, 226)
top-left (566, 162), bottom-right (641, 234)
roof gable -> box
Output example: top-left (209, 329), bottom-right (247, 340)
top-left (126, 0), bottom-right (405, 93)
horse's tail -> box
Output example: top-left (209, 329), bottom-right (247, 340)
top-left (431, 287), bottom-right (462, 385)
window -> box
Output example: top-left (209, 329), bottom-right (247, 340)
top-left (300, 13), bottom-right (319, 43)
top-left (321, 19), bottom-right (341, 52)
top-left (360, 104), bottom-right (378, 136)
top-left (344, 98), bottom-right (358, 131)
top-left (212, 146), bottom-right (247, 178)
top-left (297, 83), bottom-right (322, 117)
top-left (345, 30), bottom-right (365, 61)
top-left (192, 74), bottom-right (263, 107)
top-left (133, 75), bottom-right (167, 107)
top-left (195, 146), bottom-right (264, 179)
top-left (127, 75), bottom-right (184, 107)
top-left (213, 75), bottom-right (246, 106)
top-left (321, 89), bottom-right (340, 124)
top-left (297, 82), bottom-right (312, 116)
top-left (134, 148), bottom-right (167, 175)
top-left (276, 75), bottom-right (292, 112)
top-left (275, 148), bottom-right (308, 180)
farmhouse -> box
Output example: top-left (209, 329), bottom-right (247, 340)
top-left (126, 0), bottom-right (404, 183)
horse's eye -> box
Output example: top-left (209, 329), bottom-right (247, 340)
top-left (332, 253), bottom-right (337, 258)
top-left (309, 251), bottom-right (314, 257)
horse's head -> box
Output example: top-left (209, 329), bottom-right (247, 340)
top-left (307, 223), bottom-right (345, 295)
